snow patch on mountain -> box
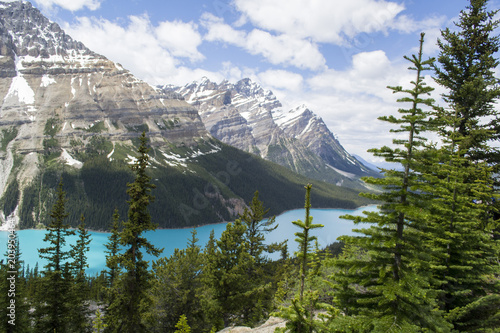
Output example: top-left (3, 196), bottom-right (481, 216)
top-left (4, 56), bottom-right (35, 105)
top-left (61, 149), bottom-right (83, 168)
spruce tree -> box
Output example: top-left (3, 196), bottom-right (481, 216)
top-left (434, 0), bottom-right (500, 164)
top-left (240, 190), bottom-right (279, 262)
top-left (328, 34), bottom-right (450, 332)
top-left (104, 132), bottom-right (162, 333)
top-left (416, 122), bottom-right (500, 331)
top-left (275, 184), bottom-right (324, 333)
top-left (204, 219), bottom-right (254, 328)
top-left (104, 209), bottom-right (121, 288)
top-left (430, 1), bottom-right (500, 329)
top-left (34, 181), bottom-right (75, 333)
top-left (174, 315), bottom-right (191, 333)
top-left (69, 214), bottom-right (92, 332)
top-left (146, 229), bottom-right (205, 332)
top-left (238, 191), bottom-right (281, 324)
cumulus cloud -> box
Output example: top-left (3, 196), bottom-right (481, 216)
top-left (258, 69), bottom-right (304, 92)
top-left (232, 0), bottom-right (409, 45)
top-left (297, 49), bottom-right (442, 160)
top-left (201, 13), bottom-right (326, 71)
top-left (155, 20), bottom-right (204, 62)
top-left (33, 0), bottom-right (101, 11)
top-left (62, 15), bottom-right (210, 85)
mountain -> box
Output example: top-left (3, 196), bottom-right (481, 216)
top-left (0, 1), bottom-right (371, 230)
top-left (163, 77), bottom-right (377, 188)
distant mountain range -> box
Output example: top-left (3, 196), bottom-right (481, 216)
top-left (162, 78), bottom-right (378, 188)
top-left (0, 1), bottom-right (373, 230)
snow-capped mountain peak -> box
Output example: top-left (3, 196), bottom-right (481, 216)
top-left (163, 77), bottom-right (375, 184)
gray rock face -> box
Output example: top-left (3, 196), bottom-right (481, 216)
top-left (163, 77), bottom-right (374, 183)
top-left (0, 0), bottom-right (210, 207)
top-left (0, 1), bottom-right (209, 150)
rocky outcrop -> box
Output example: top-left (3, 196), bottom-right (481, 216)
top-left (217, 317), bottom-right (287, 333)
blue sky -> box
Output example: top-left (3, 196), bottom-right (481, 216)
top-left (25, 0), bottom-right (500, 162)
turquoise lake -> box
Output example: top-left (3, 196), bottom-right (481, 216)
top-left (0, 205), bottom-right (377, 275)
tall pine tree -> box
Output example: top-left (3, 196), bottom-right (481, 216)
top-left (275, 184), bottom-right (324, 333)
top-left (434, 0), bottom-right (500, 165)
top-left (34, 181), bottom-right (76, 333)
top-left (328, 34), bottom-right (450, 332)
top-left (68, 214), bottom-right (92, 332)
top-left (105, 132), bottom-right (162, 333)
top-left (429, 1), bottom-right (500, 330)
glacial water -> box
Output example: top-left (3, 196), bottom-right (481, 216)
top-left (0, 205), bottom-right (377, 275)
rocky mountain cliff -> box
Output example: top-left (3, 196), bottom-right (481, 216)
top-left (163, 78), bottom-right (376, 188)
top-left (0, 1), bottom-right (370, 230)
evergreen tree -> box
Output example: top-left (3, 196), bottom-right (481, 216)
top-left (416, 125), bottom-right (500, 331)
top-left (328, 34), bottom-right (450, 332)
top-left (204, 220), bottom-right (254, 328)
top-left (92, 309), bottom-right (108, 333)
top-left (104, 209), bottom-right (121, 288)
top-left (146, 229), bottom-right (206, 332)
top-left (430, 1), bottom-right (500, 329)
top-left (174, 315), bottom-right (191, 333)
top-left (434, 0), bottom-right (500, 165)
top-left (275, 184), bottom-right (324, 333)
top-left (200, 230), bottom-right (222, 330)
top-left (241, 191), bottom-right (279, 262)
top-left (104, 132), bottom-right (162, 333)
top-left (68, 214), bottom-right (92, 332)
top-left (238, 191), bottom-right (281, 324)
top-left (34, 181), bottom-right (76, 333)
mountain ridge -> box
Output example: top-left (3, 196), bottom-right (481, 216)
top-left (0, 0), bottom-right (371, 230)
top-left (162, 77), bottom-right (377, 188)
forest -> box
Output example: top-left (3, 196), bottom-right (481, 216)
top-left (1, 1), bottom-right (499, 332)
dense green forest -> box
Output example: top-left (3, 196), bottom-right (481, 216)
top-left (1, 1), bottom-right (499, 332)
top-left (12, 138), bottom-right (370, 231)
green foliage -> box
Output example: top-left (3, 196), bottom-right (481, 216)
top-left (174, 315), bottom-right (191, 333)
top-left (68, 215), bottom-right (92, 332)
top-left (1, 126), bottom-right (18, 151)
top-left (146, 230), bottom-right (206, 332)
top-left (105, 132), bottom-right (162, 333)
top-left (33, 181), bottom-right (77, 332)
top-left (85, 121), bottom-right (107, 133)
top-left (434, 0), bottom-right (500, 165)
top-left (326, 34), bottom-right (451, 332)
top-left (204, 219), bottom-right (255, 327)
top-left (104, 209), bottom-right (121, 288)
top-left (2, 179), bottom-right (19, 217)
top-left (428, 1), bottom-right (500, 330)
top-left (93, 309), bottom-right (108, 333)
top-left (274, 184), bottom-right (325, 333)
top-left (43, 117), bottom-right (60, 137)
top-left (240, 190), bottom-right (280, 263)
top-left (85, 136), bottom-right (113, 157)
top-left (71, 214), bottom-right (92, 273)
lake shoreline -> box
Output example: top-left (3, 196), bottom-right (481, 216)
top-left (3, 204), bottom-right (376, 233)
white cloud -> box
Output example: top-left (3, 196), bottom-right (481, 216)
top-left (62, 15), bottom-right (210, 85)
top-left (258, 69), bottom-right (303, 92)
top-left (233, 0), bottom-right (409, 45)
top-left (33, 0), bottom-right (101, 11)
top-left (155, 20), bottom-right (204, 62)
top-left (291, 48), bottom-right (444, 161)
top-left (201, 13), bottom-right (326, 71)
